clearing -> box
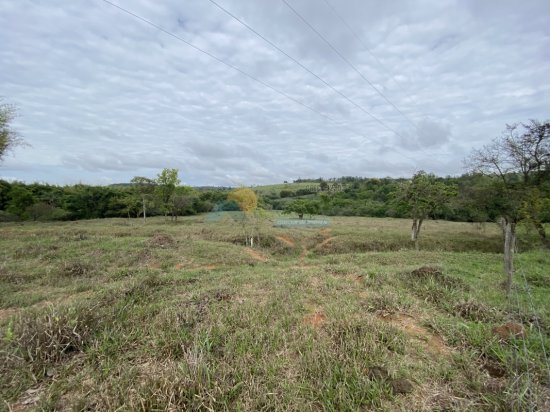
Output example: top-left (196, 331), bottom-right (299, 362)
top-left (0, 215), bottom-right (549, 411)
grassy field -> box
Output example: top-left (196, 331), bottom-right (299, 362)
top-left (1, 215), bottom-right (549, 411)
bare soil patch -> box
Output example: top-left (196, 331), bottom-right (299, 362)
top-left (275, 235), bottom-right (295, 247)
top-left (491, 322), bottom-right (526, 341)
top-left (379, 312), bottom-right (451, 356)
top-left (244, 247), bottom-right (269, 262)
top-left (304, 310), bottom-right (326, 329)
top-left (316, 236), bottom-right (336, 249)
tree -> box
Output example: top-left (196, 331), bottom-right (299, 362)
top-left (170, 186), bottom-right (194, 220)
top-left (6, 185), bottom-right (35, 219)
top-left (393, 171), bottom-right (456, 250)
top-left (0, 100), bottom-right (24, 162)
top-left (467, 120), bottom-right (550, 294)
top-left (131, 176), bottom-right (156, 221)
top-left (227, 187), bottom-right (258, 246)
top-left (155, 168), bottom-right (180, 220)
top-left (283, 199), bottom-right (318, 219)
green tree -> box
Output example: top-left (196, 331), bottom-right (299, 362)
top-left (131, 176), bottom-right (156, 221)
top-left (6, 185), bottom-right (35, 219)
top-left (393, 171), bottom-right (456, 250)
top-left (155, 168), bottom-right (180, 220)
top-left (468, 120), bottom-right (550, 294)
top-left (0, 100), bottom-right (24, 162)
top-left (283, 199), bottom-right (318, 219)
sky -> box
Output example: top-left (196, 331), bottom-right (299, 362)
top-left (1, 0), bottom-right (549, 186)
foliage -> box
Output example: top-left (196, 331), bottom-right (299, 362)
top-left (0, 99), bottom-right (24, 162)
top-left (392, 171), bottom-right (457, 222)
top-left (155, 168), bottom-right (181, 218)
top-left (227, 188), bottom-right (257, 213)
top-left (283, 199), bottom-right (319, 219)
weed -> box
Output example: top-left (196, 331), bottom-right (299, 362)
top-left (60, 261), bottom-right (94, 277)
top-left (6, 304), bottom-right (100, 375)
top-left (452, 299), bottom-right (504, 322)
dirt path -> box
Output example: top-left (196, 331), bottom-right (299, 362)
top-left (379, 313), bottom-right (451, 356)
top-left (316, 236), bottom-right (336, 249)
top-left (275, 235), bottom-right (295, 247)
top-left (298, 229), bottom-right (334, 264)
top-left (244, 247), bottom-right (269, 262)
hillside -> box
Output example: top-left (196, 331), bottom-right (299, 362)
top-left (1, 216), bottom-right (549, 410)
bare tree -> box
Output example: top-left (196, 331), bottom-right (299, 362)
top-left (0, 100), bottom-right (24, 162)
top-left (467, 120), bottom-right (549, 294)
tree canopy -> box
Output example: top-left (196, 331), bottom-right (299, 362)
top-left (0, 100), bottom-right (24, 162)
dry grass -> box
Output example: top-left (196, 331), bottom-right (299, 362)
top-left (0, 215), bottom-right (548, 411)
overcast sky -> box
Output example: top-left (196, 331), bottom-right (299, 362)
top-left (1, 0), bottom-right (549, 186)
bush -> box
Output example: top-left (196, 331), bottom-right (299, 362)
top-left (8, 305), bottom-right (100, 369)
top-left (0, 210), bottom-right (18, 222)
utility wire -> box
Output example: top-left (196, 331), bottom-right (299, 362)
top-left (320, 0), bottom-right (412, 102)
top-left (100, 0), bottom-right (381, 146)
top-left (206, 0), bottom-right (404, 140)
top-left (281, 0), bottom-right (417, 129)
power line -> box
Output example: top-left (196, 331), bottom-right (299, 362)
top-left (281, 0), bottom-right (417, 129)
top-left (206, 0), bottom-right (405, 140)
top-left (100, 0), bottom-right (391, 147)
top-left (320, 0), bottom-right (412, 101)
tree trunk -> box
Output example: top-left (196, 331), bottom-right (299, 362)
top-left (411, 218), bottom-right (423, 250)
top-left (415, 219), bottom-right (423, 251)
top-left (503, 221), bottom-right (516, 296)
top-left (142, 196), bottom-right (146, 221)
top-left (533, 220), bottom-right (549, 248)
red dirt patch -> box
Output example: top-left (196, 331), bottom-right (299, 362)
top-left (146, 260), bottom-right (161, 269)
top-left (304, 311), bottom-right (326, 328)
top-left (275, 235), bottom-right (295, 247)
top-left (244, 247), bottom-right (269, 262)
top-left (317, 236), bottom-right (336, 249)
top-left (380, 313), bottom-right (451, 356)
top-left (492, 322), bottom-right (526, 341)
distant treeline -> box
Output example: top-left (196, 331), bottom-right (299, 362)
top-left (0, 180), bottom-right (227, 221)
top-left (1, 174), bottom-right (549, 223)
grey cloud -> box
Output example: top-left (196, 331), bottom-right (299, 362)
top-left (0, 0), bottom-right (549, 185)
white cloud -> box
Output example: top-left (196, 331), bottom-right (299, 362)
top-left (0, 0), bottom-right (549, 185)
